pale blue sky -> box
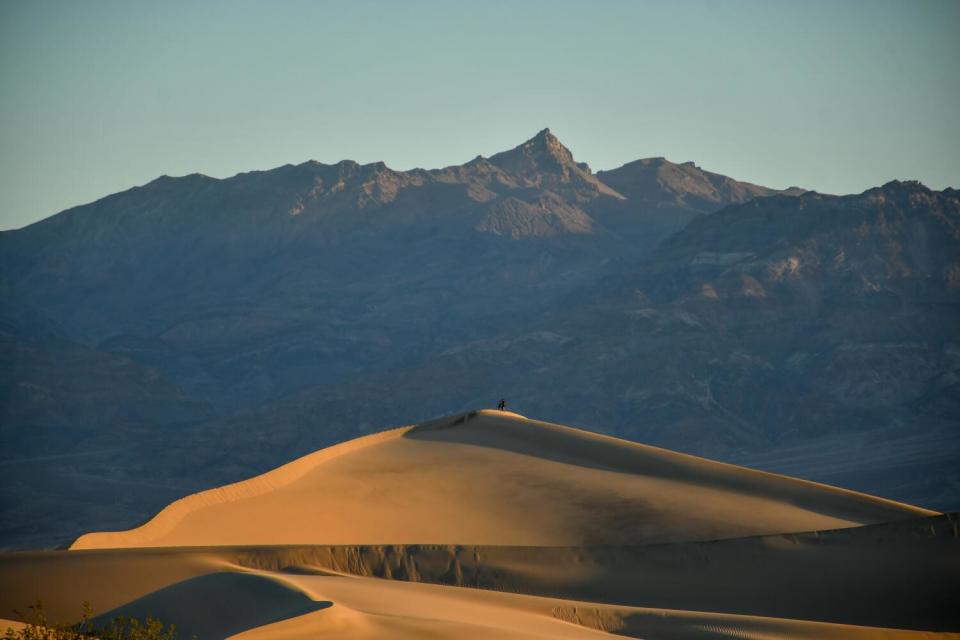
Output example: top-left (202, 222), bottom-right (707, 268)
top-left (1, 0), bottom-right (958, 230)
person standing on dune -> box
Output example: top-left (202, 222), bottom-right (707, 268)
top-left (498, 399), bottom-right (506, 411)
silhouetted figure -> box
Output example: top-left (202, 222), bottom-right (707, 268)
top-left (498, 398), bottom-right (506, 411)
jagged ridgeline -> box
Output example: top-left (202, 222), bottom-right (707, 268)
top-left (1, 130), bottom-right (958, 550)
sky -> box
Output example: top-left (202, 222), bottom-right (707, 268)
top-left (1, 0), bottom-right (958, 230)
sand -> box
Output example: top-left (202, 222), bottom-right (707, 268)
top-left (2, 410), bottom-right (956, 638)
top-left (3, 528), bottom-right (957, 639)
top-left (72, 410), bottom-right (932, 549)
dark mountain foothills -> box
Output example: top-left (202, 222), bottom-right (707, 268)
top-left (1, 128), bottom-right (958, 549)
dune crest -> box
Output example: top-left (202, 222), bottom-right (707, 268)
top-left (71, 425), bottom-right (413, 550)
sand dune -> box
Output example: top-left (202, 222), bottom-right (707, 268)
top-left (72, 410), bottom-right (932, 549)
top-left (233, 572), bottom-right (951, 640)
top-left (4, 411), bottom-right (955, 638)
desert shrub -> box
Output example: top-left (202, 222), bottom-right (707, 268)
top-left (3, 601), bottom-right (178, 640)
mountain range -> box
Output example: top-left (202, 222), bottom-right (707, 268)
top-left (1, 129), bottom-right (957, 549)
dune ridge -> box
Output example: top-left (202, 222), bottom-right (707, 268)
top-left (71, 425), bottom-right (413, 549)
top-left (91, 571), bottom-right (331, 640)
top-left (411, 410), bottom-right (933, 515)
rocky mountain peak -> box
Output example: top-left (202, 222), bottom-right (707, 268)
top-left (485, 129), bottom-right (623, 201)
top-left (878, 179), bottom-right (930, 193)
top-left (528, 127), bottom-right (567, 156)
top-left (597, 156), bottom-right (793, 214)
top-left (861, 180), bottom-right (937, 207)
top-left (488, 127), bottom-right (576, 174)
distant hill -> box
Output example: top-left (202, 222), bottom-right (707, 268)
top-left (2, 130), bottom-right (957, 550)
